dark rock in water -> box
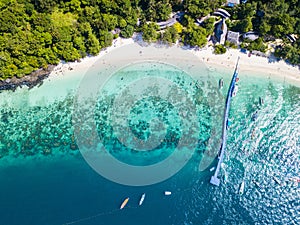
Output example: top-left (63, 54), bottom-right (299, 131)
top-left (24, 150), bottom-right (35, 156)
top-left (0, 65), bottom-right (56, 91)
top-left (70, 143), bottom-right (78, 150)
top-left (53, 142), bottom-right (60, 147)
top-left (42, 148), bottom-right (52, 155)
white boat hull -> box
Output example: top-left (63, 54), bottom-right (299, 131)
top-left (139, 193), bottom-right (145, 205)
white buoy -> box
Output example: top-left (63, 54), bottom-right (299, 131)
top-left (164, 191), bottom-right (172, 196)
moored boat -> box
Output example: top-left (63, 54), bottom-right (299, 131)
top-left (120, 197), bottom-right (129, 209)
top-left (289, 177), bottom-right (300, 183)
top-left (224, 171), bottom-right (228, 184)
top-left (239, 181), bottom-right (245, 195)
top-left (219, 78), bottom-right (224, 89)
top-left (259, 97), bottom-right (264, 106)
top-left (251, 111), bottom-right (258, 121)
top-left (232, 85), bottom-right (238, 97)
top-left (253, 179), bottom-right (262, 188)
top-left (139, 193), bottom-right (146, 206)
top-left (164, 191), bottom-right (172, 196)
top-left (273, 176), bottom-right (281, 185)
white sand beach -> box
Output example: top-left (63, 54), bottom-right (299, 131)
top-left (48, 37), bottom-right (135, 80)
top-left (1, 35), bottom-right (299, 109)
top-left (47, 36), bottom-right (300, 87)
top-left (191, 46), bottom-right (300, 87)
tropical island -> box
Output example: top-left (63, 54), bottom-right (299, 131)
top-left (0, 0), bottom-right (299, 89)
top-left (0, 1), bottom-right (300, 224)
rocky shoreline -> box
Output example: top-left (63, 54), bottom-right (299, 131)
top-left (0, 65), bottom-right (56, 92)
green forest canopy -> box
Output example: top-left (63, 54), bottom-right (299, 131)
top-left (0, 0), bottom-right (299, 80)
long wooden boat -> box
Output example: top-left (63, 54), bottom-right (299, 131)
top-left (120, 197), bottom-right (129, 209)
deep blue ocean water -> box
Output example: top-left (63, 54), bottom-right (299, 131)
top-left (0, 155), bottom-right (215, 225)
top-left (0, 59), bottom-right (299, 225)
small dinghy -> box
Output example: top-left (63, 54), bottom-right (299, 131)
top-left (219, 78), bottom-right (224, 89)
top-left (139, 193), bottom-right (146, 206)
top-left (164, 191), bottom-right (172, 196)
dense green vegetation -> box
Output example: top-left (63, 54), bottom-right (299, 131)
top-left (141, 22), bottom-right (159, 42)
top-left (214, 44), bottom-right (226, 54)
top-left (0, 0), bottom-right (141, 79)
top-left (227, 0), bottom-right (300, 64)
top-left (0, 0), bottom-right (299, 80)
top-left (161, 25), bottom-right (180, 44)
top-left (241, 37), bottom-right (266, 52)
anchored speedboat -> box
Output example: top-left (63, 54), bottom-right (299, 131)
top-left (239, 181), bottom-right (245, 195)
top-left (139, 193), bottom-right (145, 206)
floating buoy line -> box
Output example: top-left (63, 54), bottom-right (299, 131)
top-left (62, 206), bottom-right (138, 225)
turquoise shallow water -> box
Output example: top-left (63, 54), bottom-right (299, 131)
top-left (0, 60), bottom-right (299, 225)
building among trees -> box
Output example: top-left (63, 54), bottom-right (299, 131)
top-left (227, 0), bottom-right (240, 7)
top-left (213, 8), bottom-right (231, 19)
top-left (243, 32), bottom-right (259, 41)
top-left (215, 19), bottom-right (228, 45)
top-left (227, 31), bottom-right (240, 45)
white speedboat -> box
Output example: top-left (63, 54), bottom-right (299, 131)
top-left (164, 191), bottom-right (172, 196)
top-left (239, 181), bottom-right (245, 195)
top-left (139, 193), bottom-right (145, 206)
top-left (224, 172), bottom-right (228, 184)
